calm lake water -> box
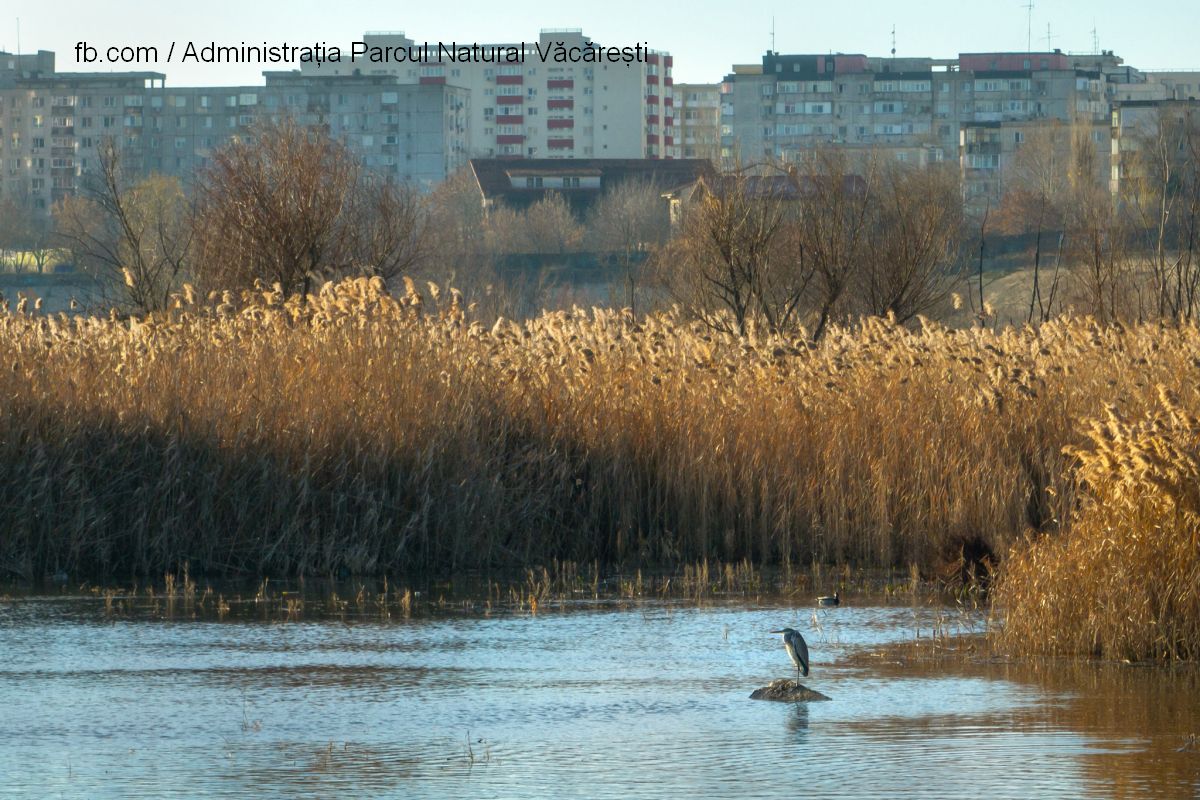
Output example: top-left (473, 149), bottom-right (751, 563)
top-left (1, 587), bottom-right (1197, 798)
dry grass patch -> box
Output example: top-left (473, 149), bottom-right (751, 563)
top-left (1, 278), bottom-right (1198, 587)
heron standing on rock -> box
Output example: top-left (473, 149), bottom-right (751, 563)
top-left (769, 627), bottom-right (809, 682)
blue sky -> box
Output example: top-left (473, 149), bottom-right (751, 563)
top-left (5, 0), bottom-right (1197, 86)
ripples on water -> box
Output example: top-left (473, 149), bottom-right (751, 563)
top-left (1, 594), bottom-right (1197, 798)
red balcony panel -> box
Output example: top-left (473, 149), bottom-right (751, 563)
top-left (547, 118), bottom-right (574, 129)
top-left (496, 134), bottom-right (525, 144)
top-left (496, 95), bottom-right (525, 105)
top-left (547, 98), bottom-right (574, 110)
top-left (547, 79), bottom-right (574, 89)
top-left (664, 136), bottom-right (674, 146)
top-left (496, 74), bottom-right (524, 85)
top-left (647, 134), bottom-right (659, 144)
top-left (664, 97), bottom-right (674, 106)
top-left (665, 77), bottom-right (673, 87)
top-left (420, 76), bottom-right (446, 85)
top-left (646, 95), bottom-right (659, 104)
top-left (547, 138), bottom-right (574, 149)
top-left (647, 74), bottom-right (659, 85)
top-left (664, 117), bottom-right (674, 127)
top-left (646, 114), bottom-right (659, 124)
top-left (496, 114), bottom-right (524, 124)
top-left (648, 54), bottom-right (660, 65)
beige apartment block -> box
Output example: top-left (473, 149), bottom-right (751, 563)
top-left (1110, 98), bottom-right (1200, 197)
top-left (959, 117), bottom-right (1111, 208)
top-left (302, 29), bottom-right (675, 160)
top-left (721, 50), bottom-right (1110, 177)
top-left (1141, 72), bottom-right (1200, 101)
top-left (674, 83), bottom-right (721, 161)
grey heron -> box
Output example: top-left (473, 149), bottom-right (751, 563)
top-left (769, 627), bottom-right (810, 682)
top-left (817, 591), bottom-right (840, 607)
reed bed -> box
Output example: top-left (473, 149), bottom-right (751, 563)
top-left (992, 386), bottom-right (1200, 661)
top-left (1, 276), bottom-right (1198, 593)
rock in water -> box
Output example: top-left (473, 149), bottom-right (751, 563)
top-left (750, 678), bottom-right (831, 702)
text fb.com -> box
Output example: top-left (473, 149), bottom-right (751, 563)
top-left (73, 41), bottom-right (653, 68)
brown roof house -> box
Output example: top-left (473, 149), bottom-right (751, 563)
top-left (469, 158), bottom-right (716, 215)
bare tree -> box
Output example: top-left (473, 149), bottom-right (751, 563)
top-left (54, 138), bottom-right (191, 312)
top-left (0, 198), bottom-right (50, 272)
top-left (997, 123), bottom-right (1070, 322)
top-left (425, 167), bottom-right (489, 271)
top-left (347, 176), bottom-right (428, 282)
top-left (586, 178), bottom-right (669, 312)
top-left (1125, 106), bottom-right (1200, 320)
top-left (658, 166), bottom-right (808, 336)
top-left (192, 120), bottom-right (359, 297)
top-left (858, 161), bottom-right (965, 323)
top-left (1065, 125), bottom-right (1135, 323)
top-left (794, 149), bottom-right (877, 341)
top-left (521, 192), bottom-right (583, 255)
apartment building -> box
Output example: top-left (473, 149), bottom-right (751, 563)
top-left (1142, 72), bottom-right (1200, 101)
top-left (959, 117), bottom-right (1111, 205)
top-left (0, 49), bottom-right (469, 212)
top-left (301, 29), bottom-right (675, 160)
top-left (1110, 98), bottom-right (1200, 196)
top-left (674, 83), bottom-right (721, 161)
top-left (719, 49), bottom-right (1112, 206)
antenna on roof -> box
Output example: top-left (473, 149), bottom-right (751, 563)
top-left (15, 16), bottom-right (20, 59)
top-left (890, 24), bottom-right (896, 59)
top-left (770, 16), bottom-right (776, 53)
top-left (1021, 0), bottom-right (1034, 52)
top-left (1044, 22), bottom-right (1056, 51)
top-left (1091, 22), bottom-right (1099, 54)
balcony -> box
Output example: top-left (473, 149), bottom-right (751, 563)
top-left (964, 142), bottom-right (1000, 155)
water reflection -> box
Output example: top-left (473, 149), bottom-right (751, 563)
top-left (0, 592), bottom-right (1196, 798)
top-left (785, 703), bottom-right (810, 737)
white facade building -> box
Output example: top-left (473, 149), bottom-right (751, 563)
top-left (302, 29), bottom-right (676, 160)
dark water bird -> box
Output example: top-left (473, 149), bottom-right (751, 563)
top-left (769, 627), bottom-right (810, 681)
top-left (817, 591), bottom-right (840, 607)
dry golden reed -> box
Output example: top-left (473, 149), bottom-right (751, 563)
top-left (992, 385), bottom-right (1200, 661)
top-left (1, 276), bottom-right (1198, 596)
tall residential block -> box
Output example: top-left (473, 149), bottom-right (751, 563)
top-left (0, 50), bottom-right (470, 213)
top-left (719, 49), bottom-right (1114, 205)
top-left (674, 83), bottom-right (721, 161)
top-left (301, 29), bottom-right (675, 159)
